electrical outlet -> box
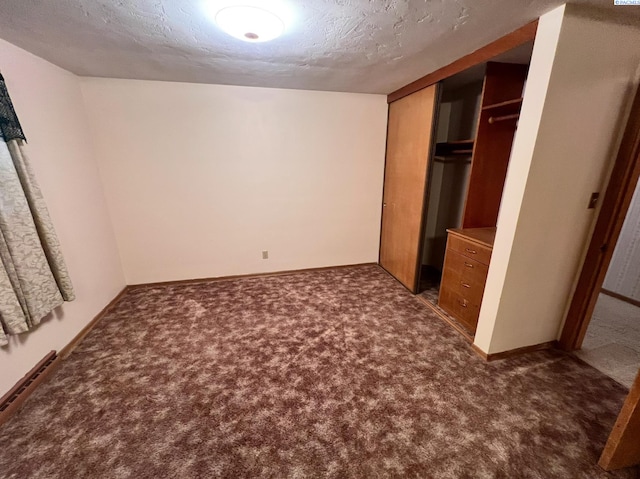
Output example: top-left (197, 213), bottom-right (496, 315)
top-left (262, 250), bottom-right (269, 259)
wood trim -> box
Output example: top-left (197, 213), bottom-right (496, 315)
top-left (387, 20), bottom-right (538, 104)
top-left (0, 351), bottom-right (60, 427)
top-left (413, 84), bottom-right (443, 293)
top-left (128, 263), bottom-right (378, 289)
top-left (415, 295), bottom-right (474, 343)
top-left (59, 287), bottom-right (129, 359)
top-left (473, 341), bottom-right (557, 362)
top-left (599, 369), bottom-right (640, 470)
top-left (601, 289), bottom-right (640, 309)
top-left (378, 104), bottom-right (393, 267)
top-left (559, 86), bottom-right (640, 351)
top-left (471, 344), bottom-right (489, 360)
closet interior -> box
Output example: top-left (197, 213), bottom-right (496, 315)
top-left (419, 75), bottom-right (482, 303)
top-left (415, 43), bottom-right (534, 336)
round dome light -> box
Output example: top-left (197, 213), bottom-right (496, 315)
top-left (215, 5), bottom-right (285, 43)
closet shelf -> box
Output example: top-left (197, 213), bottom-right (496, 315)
top-left (435, 139), bottom-right (474, 157)
top-left (434, 156), bottom-right (472, 164)
top-left (482, 98), bottom-right (523, 111)
top-left (451, 149), bottom-right (474, 154)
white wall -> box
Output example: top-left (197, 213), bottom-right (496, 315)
top-left (0, 40), bottom-right (125, 394)
top-left (475, 5), bottom-right (640, 354)
top-left (81, 79), bottom-right (388, 284)
top-left (604, 177), bottom-right (640, 301)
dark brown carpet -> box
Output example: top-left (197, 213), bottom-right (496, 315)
top-left (0, 265), bottom-right (637, 478)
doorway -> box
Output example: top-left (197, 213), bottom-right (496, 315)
top-left (559, 85), bottom-right (640, 353)
top-left (575, 174), bottom-right (640, 388)
top-left (558, 82), bottom-right (640, 473)
top-left (417, 73), bottom-right (482, 311)
top-left (574, 178), bottom-right (640, 387)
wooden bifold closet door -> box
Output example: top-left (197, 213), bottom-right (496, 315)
top-left (379, 85), bottom-right (439, 292)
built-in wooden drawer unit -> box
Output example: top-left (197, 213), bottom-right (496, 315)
top-left (446, 234), bottom-right (492, 266)
top-left (441, 252), bottom-right (488, 305)
top-left (438, 227), bottom-right (496, 334)
top-left (439, 285), bottom-right (481, 331)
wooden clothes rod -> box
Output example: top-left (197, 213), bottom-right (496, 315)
top-left (489, 113), bottom-right (519, 124)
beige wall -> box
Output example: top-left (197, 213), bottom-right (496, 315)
top-left (475, 5), bottom-right (640, 354)
top-left (0, 40), bottom-right (125, 394)
top-left (81, 79), bottom-right (388, 284)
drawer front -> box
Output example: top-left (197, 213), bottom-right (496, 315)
top-left (438, 250), bottom-right (490, 333)
top-left (442, 250), bottom-right (489, 304)
top-left (447, 234), bottom-right (492, 265)
top-left (439, 284), bottom-right (480, 333)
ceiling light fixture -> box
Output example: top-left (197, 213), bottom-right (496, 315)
top-left (210, 4), bottom-right (286, 43)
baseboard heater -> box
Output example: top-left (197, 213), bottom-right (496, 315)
top-left (0, 351), bottom-right (58, 425)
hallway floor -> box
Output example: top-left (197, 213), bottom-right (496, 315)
top-left (575, 293), bottom-right (640, 389)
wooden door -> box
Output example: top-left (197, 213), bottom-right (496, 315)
top-left (380, 85), bottom-right (439, 292)
top-left (600, 369), bottom-right (640, 470)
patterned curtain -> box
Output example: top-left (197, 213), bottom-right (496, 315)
top-left (0, 75), bottom-right (74, 346)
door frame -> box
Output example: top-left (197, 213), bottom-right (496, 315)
top-left (558, 85), bottom-right (640, 351)
top-left (414, 86), bottom-right (442, 293)
top-left (599, 369), bottom-right (640, 470)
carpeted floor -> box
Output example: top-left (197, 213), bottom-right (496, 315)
top-left (417, 265), bottom-right (441, 306)
top-left (575, 293), bottom-right (640, 388)
top-left (0, 265), bottom-right (637, 478)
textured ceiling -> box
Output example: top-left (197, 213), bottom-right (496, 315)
top-left (0, 0), bottom-right (630, 94)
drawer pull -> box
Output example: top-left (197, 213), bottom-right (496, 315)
top-left (457, 299), bottom-right (468, 308)
top-left (465, 248), bottom-right (477, 254)
top-left (464, 262), bottom-right (474, 268)
top-left (461, 282), bottom-right (471, 288)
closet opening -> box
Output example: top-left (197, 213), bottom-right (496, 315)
top-left (418, 71), bottom-right (482, 310)
top-left (415, 42), bottom-right (534, 338)
top-left (573, 172), bottom-right (640, 388)
top-left (379, 38), bottom-right (535, 338)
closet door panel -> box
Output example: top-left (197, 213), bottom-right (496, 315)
top-left (380, 85), bottom-right (438, 292)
